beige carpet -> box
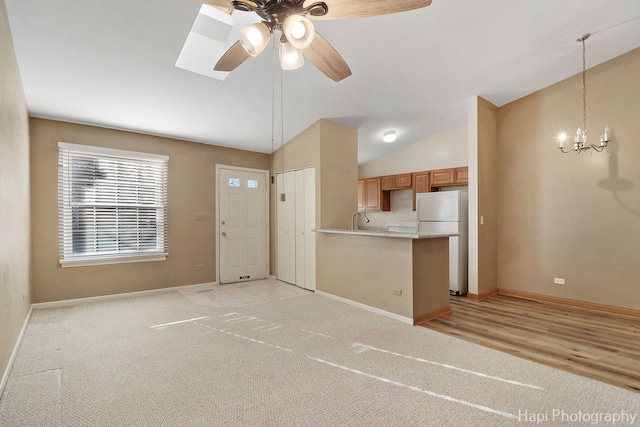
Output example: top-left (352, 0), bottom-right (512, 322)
top-left (1, 280), bottom-right (638, 426)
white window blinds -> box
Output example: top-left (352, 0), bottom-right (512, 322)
top-left (58, 142), bottom-right (169, 267)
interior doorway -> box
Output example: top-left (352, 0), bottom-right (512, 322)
top-left (217, 165), bottom-right (269, 284)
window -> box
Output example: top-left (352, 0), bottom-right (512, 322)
top-left (58, 142), bottom-right (169, 267)
top-left (229, 178), bottom-right (241, 187)
top-left (247, 179), bottom-right (258, 189)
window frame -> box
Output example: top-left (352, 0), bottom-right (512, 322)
top-left (57, 142), bottom-right (169, 268)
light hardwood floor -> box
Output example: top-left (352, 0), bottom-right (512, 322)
top-left (419, 295), bottom-right (640, 393)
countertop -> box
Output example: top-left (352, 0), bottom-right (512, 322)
top-left (312, 228), bottom-right (458, 240)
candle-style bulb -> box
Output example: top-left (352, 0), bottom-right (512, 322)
top-left (558, 132), bottom-right (567, 148)
top-left (574, 127), bottom-right (583, 144)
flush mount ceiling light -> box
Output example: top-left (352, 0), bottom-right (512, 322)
top-left (205, 0), bottom-right (433, 81)
top-left (557, 33), bottom-right (610, 154)
top-left (382, 130), bottom-right (397, 143)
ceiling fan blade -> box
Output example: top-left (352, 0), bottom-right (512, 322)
top-left (214, 41), bottom-right (251, 72)
top-left (307, 0), bottom-right (432, 20)
top-left (303, 32), bottom-right (352, 82)
top-left (198, 0), bottom-right (235, 14)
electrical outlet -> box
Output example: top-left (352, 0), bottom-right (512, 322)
top-left (194, 212), bottom-right (205, 221)
top-left (392, 288), bottom-right (402, 296)
top-left (554, 277), bottom-right (565, 285)
top-left (196, 264), bottom-right (205, 270)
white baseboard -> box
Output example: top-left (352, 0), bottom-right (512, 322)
top-left (32, 282), bottom-right (218, 310)
top-left (1, 305), bottom-right (33, 398)
top-left (315, 290), bottom-right (413, 325)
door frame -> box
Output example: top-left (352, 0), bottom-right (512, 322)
top-left (215, 165), bottom-right (270, 285)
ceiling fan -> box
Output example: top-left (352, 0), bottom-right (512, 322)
top-left (199, 0), bottom-right (432, 81)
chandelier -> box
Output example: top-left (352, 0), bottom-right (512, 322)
top-left (557, 33), bottom-right (610, 154)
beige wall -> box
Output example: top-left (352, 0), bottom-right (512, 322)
top-left (316, 234), bottom-right (415, 319)
top-left (270, 119), bottom-right (358, 274)
top-left (316, 234), bottom-right (450, 322)
top-left (476, 97), bottom-right (498, 295)
top-left (497, 47), bottom-right (640, 310)
top-left (30, 118), bottom-right (269, 303)
top-left (411, 238), bottom-right (450, 318)
top-left (318, 120), bottom-right (359, 229)
top-left (357, 123), bottom-right (468, 228)
top-left (0, 0), bottom-right (31, 388)
top-left (468, 96), bottom-right (499, 297)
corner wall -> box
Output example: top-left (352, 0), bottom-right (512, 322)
top-left (477, 98), bottom-right (498, 296)
top-left (0, 0), bottom-right (31, 389)
top-left (30, 118), bottom-right (269, 303)
top-left (497, 47), bottom-right (640, 310)
top-left (270, 119), bottom-right (357, 275)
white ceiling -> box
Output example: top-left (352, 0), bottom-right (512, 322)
top-left (6, 0), bottom-right (640, 164)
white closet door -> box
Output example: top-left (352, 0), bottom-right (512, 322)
top-left (303, 167), bottom-right (316, 291)
top-left (276, 167), bottom-right (316, 289)
top-left (277, 172), bottom-right (296, 284)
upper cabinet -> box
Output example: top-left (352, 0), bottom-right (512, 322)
top-left (357, 179), bottom-right (365, 211)
top-left (454, 167), bottom-right (468, 184)
top-left (358, 177), bottom-right (390, 212)
top-left (381, 173), bottom-right (412, 191)
top-left (429, 168), bottom-right (455, 186)
top-left (360, 166), bottom-right (467, 212)
top-left (412, 171), bottom-right (430, 211)
top-left (430, 166), bottom-right (468, 189)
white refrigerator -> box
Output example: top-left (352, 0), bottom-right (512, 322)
top-left (416, 190), bottom-right (468, 296)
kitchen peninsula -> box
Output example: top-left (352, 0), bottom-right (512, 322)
top-left (314, 228), bottom-right (456, 324)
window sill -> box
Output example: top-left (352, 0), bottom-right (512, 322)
top-left (59, 254), bottom-right (167, 268)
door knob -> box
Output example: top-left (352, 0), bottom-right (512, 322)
top-left (221, 232), bottom-right (227, 237)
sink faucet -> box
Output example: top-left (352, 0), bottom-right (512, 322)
top-left (351, 211), bottom-right (370, 230)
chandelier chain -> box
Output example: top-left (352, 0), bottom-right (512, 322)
top-left (582, 37), bottom-right (587, 137)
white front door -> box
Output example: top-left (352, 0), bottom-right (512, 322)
top-left (218, 167), bottom-right (268, 284)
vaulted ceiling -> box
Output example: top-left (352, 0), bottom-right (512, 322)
top-left (6, 0), bottom-right (640, 164)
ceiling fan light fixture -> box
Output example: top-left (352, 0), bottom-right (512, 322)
top-left (283, 15), bottom-right (315, 49)
top-left (279, 41), bottom-right (304, 70)
top-left (239, 22), bottom-right (271, 57)
top-left (382, 130), bottom-right (397, 143)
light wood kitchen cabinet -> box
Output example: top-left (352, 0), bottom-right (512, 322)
top-left (381, 173), bottom-right (412, 190)
top-left (430, 166), bottom-right (469, 188)
top-left (358, 177), bottom-right (390, 212)
top-left (357, 179), bottom-right (365, 211)
top-left (412, 171), bottom-right (430, 211)
top-left (430, 168), bottom-right (455, 186)
top-left (360, 166), bottom-right (467, 211)
top-left (454, 167), bottom-right (468, 184)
